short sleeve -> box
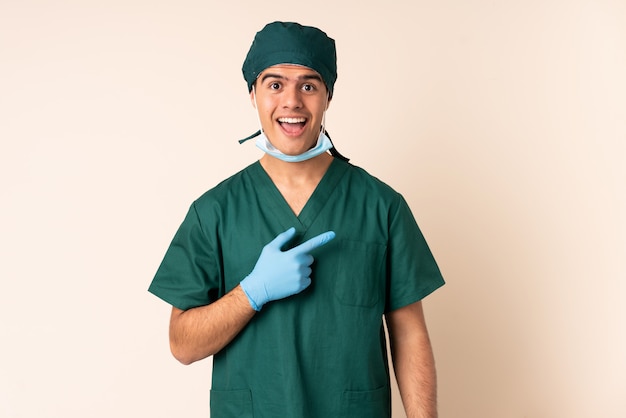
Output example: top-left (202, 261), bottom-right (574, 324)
top-left (148, 202), bottom-right (221, 311)
top-left (385, 195), bottom-right (445, 312)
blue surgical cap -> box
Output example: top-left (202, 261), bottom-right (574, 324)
top-left (242, 21), bottom-right (337, 97)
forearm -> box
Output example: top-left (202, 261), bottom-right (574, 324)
top-left (169, 285), bottom-right (256, 365)
top-left (386, 301), bottom-right (438, 418)
top-left (391, 332), bottom-right (438, 418)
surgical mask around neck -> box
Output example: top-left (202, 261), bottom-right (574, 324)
top-left (251, 87), bottom-right (332, 163)
top-left (255, 129), bottom-right (333, 163)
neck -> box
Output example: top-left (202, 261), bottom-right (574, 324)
top-left (259, 152), bottom-right (333, 184)
top-left (259, 152), bottom-right (334, 217)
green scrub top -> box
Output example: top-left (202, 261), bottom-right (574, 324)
top-left (149, 158), bottom-right (444, 418)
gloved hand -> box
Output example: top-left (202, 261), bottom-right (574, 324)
top-left (240, 227), bottom-right (336, 311)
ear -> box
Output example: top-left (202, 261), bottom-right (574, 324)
top-left (325, 93), bottom-right (332, 111)
top-left (250, 90), bottom-right (256, 109)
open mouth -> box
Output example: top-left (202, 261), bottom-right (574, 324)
top-left (278, 117), bottom-right (307, 135)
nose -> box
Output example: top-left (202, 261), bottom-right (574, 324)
top-left (282, 86), bottom-right (303, 109)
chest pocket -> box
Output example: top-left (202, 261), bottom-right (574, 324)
top-left (333, 239), bottom-right (387, 308)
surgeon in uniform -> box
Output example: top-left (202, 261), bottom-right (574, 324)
top-left (149, 21), bottom-right (445, 418)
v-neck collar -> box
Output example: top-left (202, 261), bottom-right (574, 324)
top-left (249, 158), bottom-right (349, 232)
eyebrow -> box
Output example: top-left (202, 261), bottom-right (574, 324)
top-left (260, 72), bottom-right (323, 84)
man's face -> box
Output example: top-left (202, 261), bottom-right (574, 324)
top-left (251, 64), bottom-right (330, 157)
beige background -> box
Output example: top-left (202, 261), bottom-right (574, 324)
top-left (1, 0), bottom-right (625, 417)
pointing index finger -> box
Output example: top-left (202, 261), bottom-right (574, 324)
top-left (292, 231), bottom-right (336, 253)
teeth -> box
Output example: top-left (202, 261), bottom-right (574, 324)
top-left (278, 117), bottom-right (306, 124)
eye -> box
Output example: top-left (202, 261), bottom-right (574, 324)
top-left (302, 84), bottom-right (315, 92)
top-left (270, 82), bottom-right (281, 90)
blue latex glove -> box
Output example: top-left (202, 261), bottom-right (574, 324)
top-left (240, 227), bottom-right (336, 311)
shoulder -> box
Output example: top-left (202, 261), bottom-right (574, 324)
top-left (340, 160), bottom-right (403, 202)
top-left (193, 162), bottom-right (258, 207)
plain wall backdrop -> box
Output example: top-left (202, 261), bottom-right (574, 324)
top-left (1, 0), bottom-right (625, 417)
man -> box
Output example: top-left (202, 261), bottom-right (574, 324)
top-left (149, 21), bottom-right (444, 418)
